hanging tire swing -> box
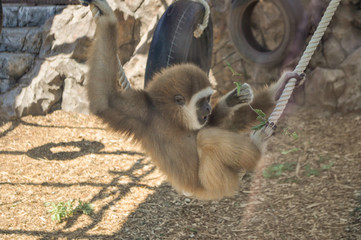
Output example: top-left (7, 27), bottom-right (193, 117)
top-left (144, 0), bottom-right (213, 87)
top-left (0, 0), bottom-right (3, 35)
top-left (229, 0), bottom-right (305, 67)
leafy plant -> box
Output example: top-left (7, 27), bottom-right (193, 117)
top-left (251, 108), bottom-right (268, 131)
top-left (263, 162), bottom-right (297, 179)
top-left (75, 199), bottom-right (93, 215)
top-left (321, 162), bottom-right (334, 170)
top-left (46, 199), bottom-right (93, 223)
top-left (225, 61), bottom-right (242, 77)
top-left (46, 200), bottom-right (74, 223)
top-left (283, 128), bottom-right (299, 140)
top-left (305, 164), bottom-right (320, 176)
top-left (281, 147), bottom-right (299, 155)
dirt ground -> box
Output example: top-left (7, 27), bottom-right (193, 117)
top-left (0, 108), bottom-right (360, 240)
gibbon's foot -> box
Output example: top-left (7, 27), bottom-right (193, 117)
top-left (263, 121), bottom-right (277, 137)
top-left (226, 83), bottom-right (254, 108)
top-left (275, 72), bottom-right (305, 100)
top-left (251, 121), bottom-right (276, 148)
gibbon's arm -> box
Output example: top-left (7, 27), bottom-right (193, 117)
top-left (208, 72), bottom-right (304, 131)
top-left (86, 0), bottom-right (149, 138)
top-left (87, 0), bottom-right (119, 115)
top-left (231, 72), bottom-right (305, 131)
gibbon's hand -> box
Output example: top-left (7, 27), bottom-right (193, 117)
top-left (80, 0), bottom-right (114, 23)
top-left (274, 72), bottom-right (305, 101)
top-left (225, 83), bottom-right (254, 108)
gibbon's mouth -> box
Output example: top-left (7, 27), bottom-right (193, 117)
top-left (198, 114), bottom-right (209, 125)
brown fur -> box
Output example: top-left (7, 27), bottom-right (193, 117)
top-left (86, 0), bottom-right (293, 200)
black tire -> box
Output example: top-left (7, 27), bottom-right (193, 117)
top-left (229, 0), bottom-right (305, 67)
top-left (144, 0), bottom-right (213, 87)
top-left (0, 0), bottom-right (3, 35)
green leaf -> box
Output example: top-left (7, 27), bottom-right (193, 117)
top-left (281, 148), bottom-right (299, 155)
top-left (292, 132), bottom-right (299, 140)
top-left (234, 82), bottom-right (243, 96)
top-left (251, 122), bottom-right (266, 131)
top-left (254, 109), bottom-right (266, 118)
top-left (321, 162), bottom-right (333, 170)
top-left (225, 62), bottom-right (242, 77)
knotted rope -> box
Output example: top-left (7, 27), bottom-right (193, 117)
top-left (265, 0), bottom-right (341, 133)
top-left (188, 0), bottom-right (211, 38)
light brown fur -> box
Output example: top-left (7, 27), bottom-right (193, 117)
top-left (85, 0), bottom-right (300, 200)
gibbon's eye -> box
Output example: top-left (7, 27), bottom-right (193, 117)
top-left (174, 95), bottom-right (185, 106)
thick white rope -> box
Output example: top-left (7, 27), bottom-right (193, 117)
top-left (266, 0), bottom-right (341, 132)
top-left (190, 0), bottom-right (210, 38)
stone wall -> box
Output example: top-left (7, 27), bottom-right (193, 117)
top-left (0, 0), bottom-right (360, 120)
top-left (0, 1), bottom-right (168, 120)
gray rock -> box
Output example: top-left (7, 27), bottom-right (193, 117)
top-left (23, 27), bottom-right (43, 53)
top-left (305, 67), bottom-right (346, 112)
top-left (2, 6), bottom-right (19, 27)
top-left (353, 10), bottom-right (361, 28)
top-left (18, 6), bottom-right (56, 27)
top-left (323, 37), bottom-right (346, 68)
top-left (0, 28), bottom-right (27, 52)
top-left (62, 77), bottom-right (89, 114)
top-left (0, 87), bottom-right (23, 120)
top-left (0, 79), bottom-right (14, 93)
top-left (39, 6), bottom-right (95, 59)
top-left (0, 53), bottom-right (35, 80)
top-left (14, 59), bottom-right (64, 117)
top-left (339, 47), bottom-right (361, 112)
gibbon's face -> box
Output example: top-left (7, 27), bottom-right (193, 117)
top-left (175, 86), bottom-right (213, 130)
top-left (146, 63), bottom-right (213, 130)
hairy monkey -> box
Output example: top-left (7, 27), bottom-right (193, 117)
top-left (83, 0), bottom-right (304, 200)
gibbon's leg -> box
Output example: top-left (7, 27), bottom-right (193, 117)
top-left (196, 127), bottom-right (262, 199)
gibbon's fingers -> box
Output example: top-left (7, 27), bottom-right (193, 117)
top-left (79, 1), bottom-right (99, 20)
top-left (237, 83), bottom-right (254, 103)
top-left (226, 83), bottom-right (254, 107)
top-left (295, 73), bottom-right (306, 87)
top-left (274, 72), bottom-right (305, 101)
top-left (79, 0), bottom-right (91, 6)
top-left (90, 4), bottom-right (101, 21)
top-left (90, 0), bottom-right (113, 18)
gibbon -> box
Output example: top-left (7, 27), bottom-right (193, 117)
top-left (82, 0), bottom-right (304, 200)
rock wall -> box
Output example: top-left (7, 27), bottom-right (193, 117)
top-left (0, 0), bottom-right (360, 120)
top-left (0, 1), bottom-right (169, 120)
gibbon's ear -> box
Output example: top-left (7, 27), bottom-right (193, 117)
top-left (174, 95), bottom-right (186, 106)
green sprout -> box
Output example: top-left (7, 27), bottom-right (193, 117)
top-left (225, 61), bottom-right (242, 77)
top-left (250, 108), bottom-right (268, 131)
top-left (46, 199), bottom-right (93, 223)
top-left (262, 162), bottom-right (297, 179)
top-left (234, 81), bottom-right (243, 96)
